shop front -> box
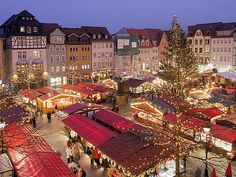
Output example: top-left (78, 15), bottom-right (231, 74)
top-left (37, 92), bottom-right (79, 113)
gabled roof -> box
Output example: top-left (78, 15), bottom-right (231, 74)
top-left (61, 27), bottom-right (87, 36)
top-left (81, 26), bottom-right (112, 41)
top-left (188, 22), bottom-right (222, 37)
top-left (41, 23), bottom-right (59, 35)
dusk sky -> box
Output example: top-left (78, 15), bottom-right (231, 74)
top-left (1, 0), bottom-right (236, 33)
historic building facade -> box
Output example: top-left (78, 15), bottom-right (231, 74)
top-left (113, 27), bottom-right (139, 77)
top-left (62, 28), bottom-right (92, 84)
top-left (82, 26), bottom-right (114, 81)
top-left (188, 22), bottom-right (236, 72)
top-left (43, 23), bottom-right (67, 86)
top-left (0, 10), bottom-right (47, 87)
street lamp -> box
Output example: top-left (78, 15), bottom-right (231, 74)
top-left (203, 123), bottom-right (211, 177)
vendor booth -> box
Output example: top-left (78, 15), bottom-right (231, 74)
top-left (131, 101), bottom-right (163, 127)
top-left (37, 91), bottom-right (79, 113)
top-left (123, 78), bottom-right (154, 93)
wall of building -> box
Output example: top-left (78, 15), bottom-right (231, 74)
top-left (210, 37), bottom-right (234, 72)
top-left (0, 38), bottom-right (3, 82)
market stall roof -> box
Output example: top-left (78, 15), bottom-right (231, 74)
top-left (152, 97), bottom-right (176, 112)
top-left (61, 84), bottom-right (96, 95)
top-left (34, 87), bottom-right (54, 94)
top-left (123, 78), bottom-right (146, 88)
top-left (60, 84), bottom-right (80, 92)
top-left (23, 91), bottom-right (41, 100)
top-left (216, 72), bottom-right (236, 81)
top-left (219, 100), bottom-right (236, 107)
top-left (77, 82), bottom-right (110, 92)
top-left (98, 133), bottom-right (174, 176)
top-left (201, 107), bottom-right (224, 119)
top-left (3, 123), bottom-right (74, 177)
top-left (93, 109), bottom-right (135, 133)
top-left (211, 124), bottom-right (236, 143)
top-left (208, 96), bottom-right (221, 103)
top-left (37, 91), bottom-right (61, 101)
top-left (62, 114), bottom-right (117, 147)
top-left (61, 103), bottom-right (87, 115)
top-left (0, 105), bottom-right (26, 123)
top-left (131, 101), bottom-right (163, 115)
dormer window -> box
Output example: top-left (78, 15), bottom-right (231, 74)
top-left (26, 27), bottom-right (31, 34)
top-left (93, 35), bottom-right (96, 39)
top-left (20, 26), bottom-right (25, 32)
top-left (30, 17), bottom-right (33, 20)
top-left (146, 40), bottom-right (149, 46)
top-left (141, 41), bottom-right (145, 46)
top-left (26, 17), bottom-right (29, 20)
top-left (105, 35), bottom-right (108, 39)
top-left (22, 17), bottom-right (25, 20)
top-left (98, 34), bottom-right (101, 39)
top-left (33, 27), bottom-right (38, 33)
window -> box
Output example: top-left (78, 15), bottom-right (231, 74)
top-left (70, 48), bottom-right (73, 52)
top-left (220, 56), bottom-right (223, 61)
top-left (98, 34), bottom-right (101, 39)
top-left (199, 39), bottom-right (202, 45)
top-left (217, 47), bottom-right (219, 52)
top-left (229, 48), bottom-right (231, 53)
top-left (18, 52), bottom-right (22, 59)
top-left (87, 47), bottom-right (89, 51)
top-left (26, 27), bottom-right (31, 34)
top-left (55, 46), bottom-right (60, 51)
top-left (62, 66), bottom-right (66, 72)
top-left (22, 52), bottom-right (26, 59)
top-left (61, 46), bottom-right (65, 51)
top-left (225, 40), bottom-right (227, 44)
top-left (105, 35), bottom-right (108, 39)
top-left (33, 27), bottom-right (38, 33)
top-left (50, 55), bottom-right (54, 62)
top-left (205, 39), bottom-right (209, 45)
top-left (20, 26), bottom-right (25, 32)
top-left (50, 67), bottom-right (54, 72)
top-left (188, 39), bottom-right (192, 44)
top-left (106, 43), bottom-right (108, 48)
top-left (94, 53), bottom-right (96, 58)
top-left (93, 35), bottom-right (96, 39)
top-left (195, 40), bottom-right (198, 45)
top-left (56, 55), bottom-right (60, 62)
top-left (195, 48), bottom-right (198, 53)
top-left (110, 43), bottom-right (113, 48)
top-left (229, 39), bottom-right (232, 43)
top-left (199, 48), bottom-right (203, 53)
top-left (217, 40), bottom-right (219, 44)
top-left (102, 53), bottom-right (105, 57)
top-left (54, 36), bottom-right (62, 42)
top-left (221, 40), bottom-right (223, 44)
top-left (61, 55), bottom-right (66, 61)
top-left (224, 47), bottom-right (227, 52)
top-left (213, 40), bottom-right (215, 44)
top-left (82, 47), bottom-right (84, 51)
top-left (228, 56), bottom-right (231, 62)
top-left (220, 47), bottom-right (223, 52)
top-left (213, 47), bottom-right (215, 52)
top-left (56, 66), bottom-right (60, 72)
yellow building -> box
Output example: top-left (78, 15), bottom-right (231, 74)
top-left (62, 28), bottom-right (92, 83)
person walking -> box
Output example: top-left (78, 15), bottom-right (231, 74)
top-left (81, 168), bottom-right (86, 177)
top-left (65, 146), bottom-right (73, 163)
top-left (72, 142), bottom-right (81, 164)
top-left (47, 112), bottom-right (51, 123)
top-left (94, 148), bottom-right (101, 166)
top-left (77, 165), bottom-right (83, 177)
top-left (32, 116), bottom-right (36, 128)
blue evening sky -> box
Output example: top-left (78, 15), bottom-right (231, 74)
top-left (1, 0), bottom-right (236, 33)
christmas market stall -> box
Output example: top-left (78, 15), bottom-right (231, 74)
top-left (20, 90), bottom-right (42, 106)
top-left (37, 91), bottom-right (79, 113)
top-left (123, 78), bottom-right (154, 93)
top-left (98, 133), bottom-right (183, 177)
top-left (2, 123), bottom-right (74, 177)
top-left (163, 113), bottom-right (236, 153)
top-left (131, 101), bottom-right (163, 127)
top-left (62, 114), bottom-right (118, 147)
top-left (100, 79), bottom-right (118, 90)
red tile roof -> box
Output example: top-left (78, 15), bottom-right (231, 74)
top-left (63, 114), bottom-right (117, 147)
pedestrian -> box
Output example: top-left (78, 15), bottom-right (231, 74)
top-left (81, 168), bottom-right (86, 177)
top-left (68, 161), bottom-right (77, 174)
top-left (32, 116), bottom-right (36, 128)
top-left (107, 166), bottom-right (113, 177)
top-left (77, 165), bottom-right (83, 177)
top-left (88, 147), bottom-right (94, 165)
top-left (93, 148), bottom-right (101, 166)
top-left (47, 112), bottom-right (51, 123)
top-left (65, 146), bottom-right (73, 163)
top-left (72, 142), bottom-right (81, 164)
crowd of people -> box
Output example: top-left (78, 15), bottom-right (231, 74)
top-left (66, 140), bottom-right (87, 177)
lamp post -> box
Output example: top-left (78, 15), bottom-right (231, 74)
top-left (203, 123), bottom-right (211, 177)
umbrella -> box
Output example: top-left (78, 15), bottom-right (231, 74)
top-left (225, 162), bottom-right (232, 177)
top-left (210, 168), bottom-right (216, 177)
